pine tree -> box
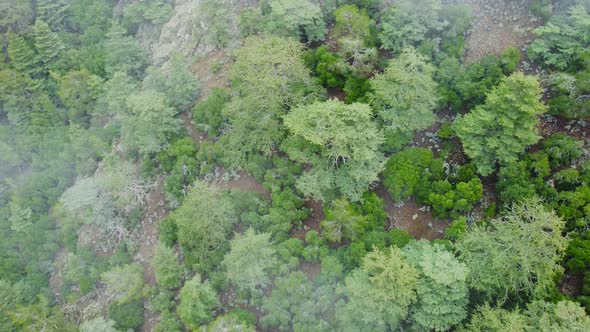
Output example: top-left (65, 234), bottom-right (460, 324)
top-left (7, 33), bottom-right (38, 76)
top-left (34, 20), bottom-right (64, 65)
top-left (36, 0), bottom-right (70, 29)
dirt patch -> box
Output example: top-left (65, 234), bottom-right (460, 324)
top-left (134, 177), bottom-right (167, 287)
top-left (374, 184), bottom-right (446, 241)
top-left (219, 169), bottom-right (271, 201)
top-left (560, 272), bottom-right (584, 297)
top-left (78, 224), bottom-right (116, 258)
top-left (292, 200), bottom-right (324, 240)
top-left (181, 111), bottom-right (207, 144)
top-left (191, 49), bottom-right (231, 100)
top-left (300, 262), bottom-right (322, 281)
top-left (327, 88), bottom-right (346, 101)
top-left (463, 0), bottom-right (541, 63)
top-left (538, 114), bottom-right (590, 142)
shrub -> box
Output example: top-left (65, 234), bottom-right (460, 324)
top-left (108, 298), bottom-right (144, 331)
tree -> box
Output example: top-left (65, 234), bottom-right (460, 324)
top-left (123, 0), bottom-right (174, 25)
top-left (222, 36), bottom-right (318, 166)
top-left (172, 181), bottom-right (236, 266)
top-left (57, 69), bottom-right (102, 125)
top-left (526, 300), bottom-right (590, 331)
top-left (154, 243), bottom-right (183, 289)
top-left (177, 274), bottom-right (219, 329)
top-left (104, 25), bottom-right (148, 77)
top-left (0, 1), bottom-right (33, 31)
top-left (79, 317), bottom-right (119, 332)
top-left (33, 20), bottom-right (64, 66)
top-left (194, 0), bottom-right (231, 48)
top-left (528, 5), bottom-right (590, 70)
top-left (266, 0), bottom-right (327, 42)
top-left (457, 200), bottom-right (568, 301)
top-left (101, 263), bottom-right (144, 303)
top-left (369, 48), bottom-right (438, 133)
top-left (336, 247), bottom-right (418, 331)
top-left (200, 313), bottom-right (256, 332)
top-left (454, 73), bottom-right (547, 175)
top-left (283, 99), bottom-right (385, 202)
top-left (321, 198), bottom-right (368, 242)
top-left (7, 33), bottom-right (39, 76)
top-left (379, 0), bottom-right (445, 52)
top-left (333, 4), bottom-right (375, 45)
top-left (122, 90), bottom-right (181, 155)
top-left (404, 241), bottom-right (469, 331)
top-left (222, 229), bottom-right (277, 292)
top-left (143, 54), bottom-right (200, 110)
top-left (261, 271), bottom-right (337, 331)
top-left (459, 305), bottom-right (527, 332)
top-left (36, 0), bottom-right (69, 28)
top-left (382, 148), bottom-right (434, 202)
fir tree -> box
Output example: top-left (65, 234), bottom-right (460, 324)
top-left (33, 20), bottom-right (64, 65)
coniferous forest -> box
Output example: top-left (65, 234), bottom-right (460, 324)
top-left (2, 0), bottom-right (590, 331)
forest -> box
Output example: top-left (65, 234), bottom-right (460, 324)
top-left (1, 0), bottom-right (590, 331)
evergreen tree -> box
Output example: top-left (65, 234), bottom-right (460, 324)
top-left (177, 274), bottom-right (219, 329)
top-left (154, 243), bottom-right (183, 289)
top-left (7, 33), bottom-right (38, 76)
top-left (454, 72), bottom-right (547, 175)
top-left (36, 0), bottom-right (70, 29)
top-left (33, 20), bottom-right (64, 65)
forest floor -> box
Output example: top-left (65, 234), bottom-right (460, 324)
top-left (463, 0), bottom-right (541, 63)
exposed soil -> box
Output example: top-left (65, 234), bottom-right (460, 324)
top-left (327, 87), bottom-right (346, 101)
top-left (374, 183), bottom-right (446, 241)
top-left (463, 0), bottom-right (541, 63)
top-left (191, 49), bottom-right (231, 100)
top-left (300, 262), bottom-right (322, 281)
top-left (181, 112), bottom-right (206, 144)
top-left (291, 200), bottom-right (324, 240)
top-left (538, 114), bottom-right (590, 141)
top-left (560, 272), bottom-right (584, 297)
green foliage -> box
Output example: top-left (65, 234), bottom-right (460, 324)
top-left (101, 263), bottom-right (144, 304)
top-left (428, 178), bottom-right (483, 218)
top-left (304, 46), bottom-right (349, 88)
top-left (33, 20), bottom-right (64, 66)
top-left (283, 99), bottom-right (385, 202)
top-left (222, 36), bottom-right (318, 166)
top-left (36, 0), bottom-right (69, 29)
top-left (457, 200), bottom-right (568, 301)
top-left (222, 229), bottom-right (277, 292)
top-left (79, 317), bottom-right (119, 332)
top-left (333, 4), bottom-right (376, 46)
top-left (321, 198), bottom-right (368, 242)
top-left (261, 271), bottom-right (337, 331)
top-left (528, 5), bottom-right (590, 70)
top-left (7, 33), bottom-right (39, 77)
top-left (369, 48), bottom-right (438, 133)
top-left (154, 243), bottom-right (183, 289)
top-left (546, 70), bottom-right (590, 119)
top-left (337, 246), bottom-right (418, 331)
top-left (122, 90), bottom-right (181, 155)
top-left (404, 241), bottom-right (470, 331)
top-left (57, 69), bottom-right (102, 126)
top-left (123, 0), bottom-right (174, 25)
top-left (143, 55), bottom-right (200, 110)
top-left (104, 25), bottom-right (148, 77)
top-left (109, 298), bottom-right (144, 331)
top-left (155, 310), bottom-right (182, 332)
top-left (193, 87), bottom-right (230, 137)
top-left (172, 181), bottom-right (236, 271)
top-left (454, 73), bottom-right (547, 175)
top-left (460, 304), bottom-right (527, 331)
top-left (200, 312), bottom-right (256, 332)
top-left (0, 1), bottom-right (33, 31)
top-left (527, 300), bottom-right (590, 331)
top-left (178, 274), bottom-right (220, 329)
top-left (266, 0), bottom-right (327, 42)
top-left (383, 148), bottom-right (434, 202)
top-left (544, 133), bottom-right (585, 167)
top-left (195, 0), bottom-right (231, 48)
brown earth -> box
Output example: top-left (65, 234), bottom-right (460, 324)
top-left (463, 0), bottom-right (541, 63)
top-left (374, 183), bottom-right (446, 241)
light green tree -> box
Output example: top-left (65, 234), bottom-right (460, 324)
top-left (79, 317), bottom-right (119, 332)
top-left (457, 200), bottom-right (568, 301)
top-left (177, 274), bottom-right (219, 329)
top-left (33, 20), bottom-right (64, 65)
top-left (267, 0), bottom-right (326, 42)
top-left (154, 243), bottom-right (183, 289)
top-left (404, 241), bottom-right (469, 331)
top-left (7, 33), bottom-right (39, 76)
top-left (336, 246), bottom-right (418, 331)
top-left (526, 300), bottom-right (590, 332)
top-left (369, 48), bottom-right (438, 133)
top-left (283, 99), bottom-right (385, 202)
top-left (142, 54), bottom-right (200, 110)
top-left (222, 36), bottom-right (318, 166)
top-left (222, 229), bottom-right (277, 292)
top-left (172, 181), bottom-right (236, 263)
top-left (459, 305), bottom-right (527, 332)
top-left (101, 263), bottom-right (144, 304)
top-left (454, 72), bottom-right (547, 175)
top-left (200, 313), bottom-right (255, 332)
top-left (321, 198), bottom-right (368, 242)
top-left (122, 90), bottom-right (181, 155)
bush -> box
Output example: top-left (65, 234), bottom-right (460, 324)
top-left (383, 148), bottom-right (434, 202)
top-left (437, 123), bottom-right (454, 139)
top-left (192, 88), bottom-right (230, 137)
top-left (109, 298), bottom-right (144, 331)
top-left (543, 133), bottom-right (584, 168)
top-left (304, 46), bottom-right (349, 88)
